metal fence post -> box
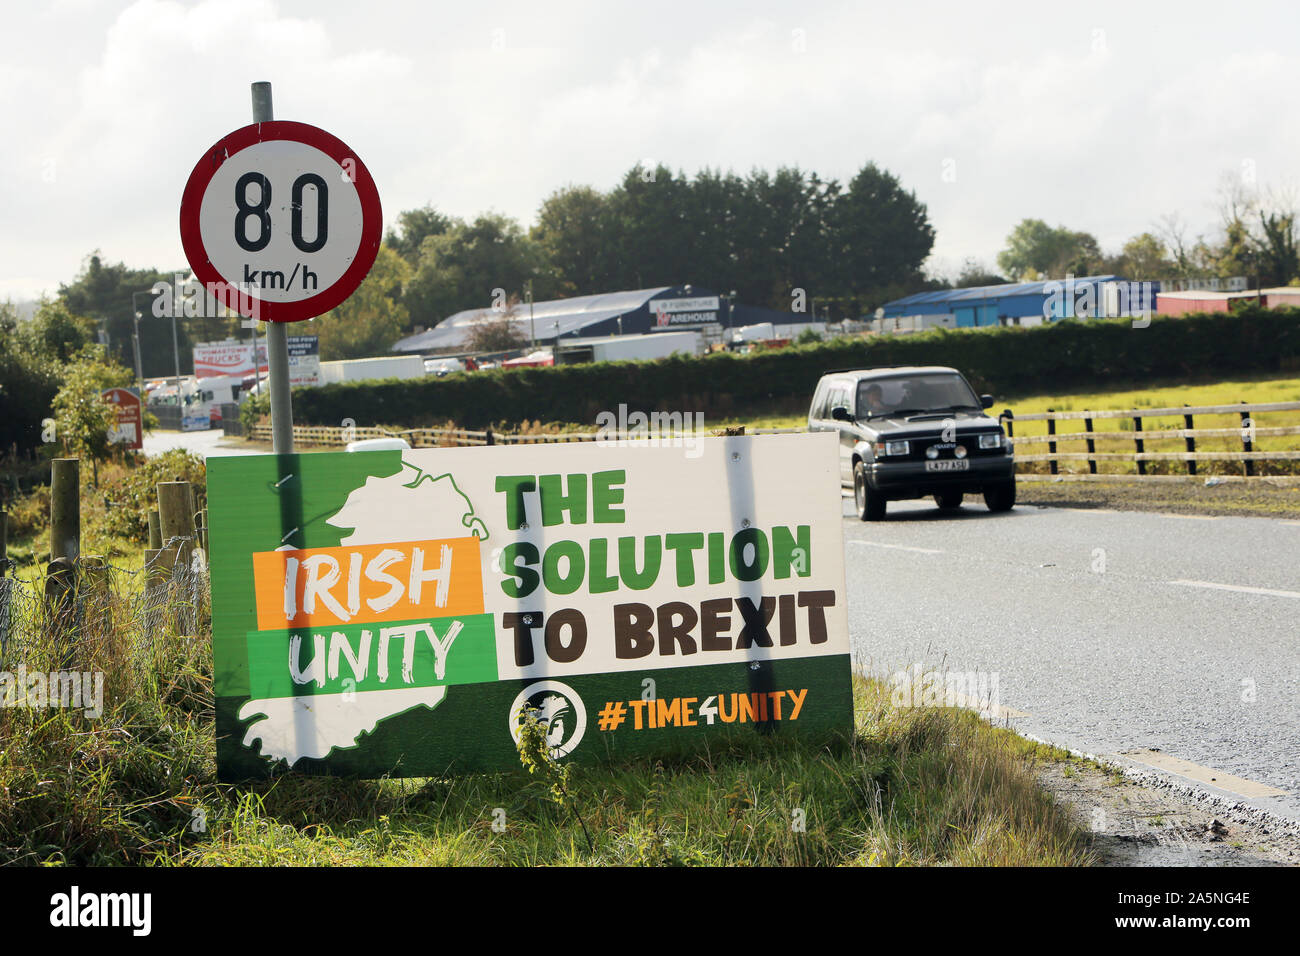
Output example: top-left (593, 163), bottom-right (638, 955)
top-left (1046, 412), bottom-right (1058, 475)
top-left (1084, 414), bottom-right (1096, 474)
top-left (1133, 415), bottom-right (1146, 476)
top-left (1240, 405), bottom-right (1255, 477)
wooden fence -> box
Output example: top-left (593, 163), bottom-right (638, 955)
top-left (1000, 401), bottom-right (1300, 479)
top-left (248, 402), bottom-right (1300, 481)
top-left (246, 422), bottom-right (800, 448)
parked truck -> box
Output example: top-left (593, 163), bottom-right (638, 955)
top-left (319, 355), bottom-right (428, 384)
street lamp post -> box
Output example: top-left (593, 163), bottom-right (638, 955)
top-left (130, 291), bottom-right (150, 392)
top-left (526, 279), bottom-right (535, 348)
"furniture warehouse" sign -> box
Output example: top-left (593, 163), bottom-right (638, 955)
top-left (209, 433), bottom-right (852, 779)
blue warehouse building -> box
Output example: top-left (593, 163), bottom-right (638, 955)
top-left (879, 275), bottom-right (1159, 329)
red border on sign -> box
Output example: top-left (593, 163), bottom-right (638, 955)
top-left (179, 120), bottom-right (382, 323)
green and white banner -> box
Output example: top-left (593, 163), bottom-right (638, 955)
top-left (209, 433), bottom-right (852, 779)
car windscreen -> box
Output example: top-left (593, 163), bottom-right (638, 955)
top-left (857, 373), bottom-right (980, 416)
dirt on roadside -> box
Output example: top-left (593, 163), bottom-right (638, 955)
top-left (1018, 478), bottom-right (1300, 520)
top-left (1035, 760), bottom-right (1300, 867)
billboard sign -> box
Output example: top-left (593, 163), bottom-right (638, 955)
top-left (194, 341), bottom-right (256, 379)
top-left (101, 387), bottom-right (144, 450)
top-left (208, 434), bottom-right (852, 780)
top-left (653, 295), bottom-right (720, 328)
top-left (288, 334), bottom-right (321, 387)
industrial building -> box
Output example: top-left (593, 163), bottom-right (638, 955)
top-left (391, 285), bottom-right (813, 354)
top-left (877, 275), bottom-right (1159, 330)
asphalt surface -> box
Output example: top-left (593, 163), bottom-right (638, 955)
top-left (842, 494), bottom-right (1300, 821)
top-left (143, 427), bottom-right (260, 459)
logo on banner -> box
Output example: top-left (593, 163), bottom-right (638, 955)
top-left (508, 680), bottom-right (588, 760)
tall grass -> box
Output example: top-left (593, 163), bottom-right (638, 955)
top-left (1, 561), bottom-right (1093, 866)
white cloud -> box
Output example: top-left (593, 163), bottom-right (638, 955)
top-left (3, 0), bottom-right (1299, 299)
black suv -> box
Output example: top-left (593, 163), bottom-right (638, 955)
top-left (808, 366), bottom-right (1015, 520)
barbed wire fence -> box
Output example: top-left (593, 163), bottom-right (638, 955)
top-left (0, 536), bottom-right (210, 673)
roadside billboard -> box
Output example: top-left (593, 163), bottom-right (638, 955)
top-left (194, 341), bottom-right (256, 379)
top-left (653, 295), bottom-right (720, 328)
top-left (101, 387), bottom-right (143, 450)
top-left (208, 434), bottom-right (852, 780)
top-left (288, 334), bottom-right (321, 387)
top-left (194, 336), bottom-right (318, 387)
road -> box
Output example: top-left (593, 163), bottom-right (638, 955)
top-left (143, 428), bottom-right (262, 459)
top-left (842, 495), bottom-right (1300, 821)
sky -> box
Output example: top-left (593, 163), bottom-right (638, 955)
top-left (3, 0), bottom-right (1298, 303)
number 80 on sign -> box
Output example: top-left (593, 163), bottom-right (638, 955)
top-left (179, 121), bottom-right (382, 323)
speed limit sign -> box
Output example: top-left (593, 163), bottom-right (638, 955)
top-left (179, 120), bottom-right (381, 323)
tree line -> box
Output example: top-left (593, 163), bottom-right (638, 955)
top-left (390, 161), bottom-right (936, 329)
top-left (976, 176), bottom-right (1300, 289)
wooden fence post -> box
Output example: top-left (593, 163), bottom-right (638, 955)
top-left (1133, 415), bottom-right (1146, 476)
top-left (46, 458), bottom-right (81, 618)
top-left (1183, 406), bottom-right (1197, 476)
top-left (157, 481), bottom-right (195, 570)
top-left (147, 509), bottom-right (162, 550)
top-left (50, 458), bottom-right (81, 564)
top-left (143, 547), bottom-right (172, 634)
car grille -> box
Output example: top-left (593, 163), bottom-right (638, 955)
top-left (893, 433), bottom-right (1003, 462)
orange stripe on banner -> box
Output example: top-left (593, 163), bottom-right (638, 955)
top-left (252, 537), bottom-right (484, 631)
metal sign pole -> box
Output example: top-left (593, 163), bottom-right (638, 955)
top-left (251, 81), bottom-right (294, 455)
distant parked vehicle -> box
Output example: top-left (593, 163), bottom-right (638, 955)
top-left (424, 357), bottom-right (465, 376)
top-left (808, 365), bottom-right (1015, 520)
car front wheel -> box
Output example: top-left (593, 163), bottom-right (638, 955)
top-left (984, 479), bottom-right (1016, 512)
top-left (854, 461), bottom-right (886, 521)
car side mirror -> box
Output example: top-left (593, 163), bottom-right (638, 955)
top-left (831, 405), bottom-right (852, 422)
top-left (980, 394), bottom-right (994, 409)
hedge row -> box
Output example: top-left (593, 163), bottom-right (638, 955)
top-left (283, 307), bottom-right (1300, 430)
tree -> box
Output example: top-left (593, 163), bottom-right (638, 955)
top-left (20, 298), bottom-right (98, 363)
top-left (1255, 190), bottom-right (1300, 287)
top-left (50, 345), bottom-right (134, 487)
top-left (463, 308), bottom-right (527, 353)
top-left (954, 258), bottom-right (1008, 288)
top-left (310, 245), bottom-right (412, 360)
top-left (997, 220), bottom-right (1102, 280)
top-left (385, 204), bottom-right (454, 267)
top-left (604, 164), bottom-right (694, 290)
top-left (532, 185), bottom-right (620, 297)
top-left (58, 253), bottom-right (185, 377)
top-left (827, 162), bottom-right (935, 311)
top-left (404, 213), bottom-right (554, 327)
top-left (1110, 233), bottom-right (1174, 279)
top-left (0, 302), bottom-right (61, 454)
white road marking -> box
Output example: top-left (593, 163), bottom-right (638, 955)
top-left (1162, 513), bottom-right (1220, 521)
top-left (1118, 750), bottom-right (1288, 799)
top-left (849, 540), bottom-right (945, 555)
top-left (1169, 579), bottom-right (1300, 600)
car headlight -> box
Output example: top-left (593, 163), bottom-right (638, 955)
top-left (872, 440), bottom-right (910, 457)
top-left (979, 433), bottom-right (1003, 449)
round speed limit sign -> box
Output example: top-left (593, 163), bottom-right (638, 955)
top-left (179, 121), bottom-right (381, 323)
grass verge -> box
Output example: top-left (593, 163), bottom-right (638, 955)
top-left (0, 565), bottom-right (1093, 865)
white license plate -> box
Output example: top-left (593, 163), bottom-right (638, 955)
top-left (925, 459), bottom-right (970, 472)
